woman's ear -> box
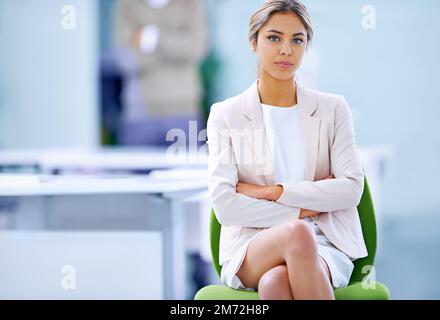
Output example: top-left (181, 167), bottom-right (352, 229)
top-left (250, 40), bottom-right (257, 52)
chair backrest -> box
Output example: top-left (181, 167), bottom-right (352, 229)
top-left (210, 175), bottom-right (377, 284)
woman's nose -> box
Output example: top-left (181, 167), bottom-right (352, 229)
top-left (280, 42), bottom-right (292, 56)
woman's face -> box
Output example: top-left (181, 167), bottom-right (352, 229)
top-left (253, 12), bottom-right (308, 81)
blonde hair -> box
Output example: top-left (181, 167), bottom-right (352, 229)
top-left (249, 0), bottom-right (313, 48)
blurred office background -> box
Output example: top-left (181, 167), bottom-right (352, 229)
top-left (0, 0), bottom-right (439, 299)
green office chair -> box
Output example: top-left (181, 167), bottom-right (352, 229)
top-left (195, 176), bottom-right (390, 300)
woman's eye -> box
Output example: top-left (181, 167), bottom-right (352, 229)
top-left (267, 36), bottom-right (304, 45)
top-left (267, 35), bottom-right (280, 42)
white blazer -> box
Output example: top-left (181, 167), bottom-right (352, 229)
top-left (207, 80), bottom-right (368, 265)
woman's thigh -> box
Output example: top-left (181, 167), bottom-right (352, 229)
top-left (236, 223), bottom-right (291, 289)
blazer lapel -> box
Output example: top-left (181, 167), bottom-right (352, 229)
top-left (240, 79), bottom-right (320, 185)
top-left (241, 81), bottom-right (275, 184)
top-left (297, 84), bottom-right (320, 182)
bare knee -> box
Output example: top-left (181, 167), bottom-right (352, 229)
top-left (282, 220), bottom-right (317, 260)
top-left (258, 265), bottom-right (292, 299)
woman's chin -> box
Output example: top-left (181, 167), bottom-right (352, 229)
top-left (270, 71), bottom-right (295, 81)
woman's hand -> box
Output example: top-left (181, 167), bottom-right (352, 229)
top-left (321, 174), bottom-right (335, 181)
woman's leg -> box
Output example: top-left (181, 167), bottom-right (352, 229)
top-left (236, 220), bottom-right (334, 300)
top-left (258, 264), bottom-right (293, 300)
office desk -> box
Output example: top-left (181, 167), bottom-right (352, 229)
top-left (0, 147), bottom-right (208, 174)
top-left (0, 173), bottom-right (208, 299)
top-left (38, 147), bottom-right (208, 173)
top-left (0, 149), bottom-right (40, 172)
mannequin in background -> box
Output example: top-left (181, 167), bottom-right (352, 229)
top-left (114, 0), bottom-right (208, 146)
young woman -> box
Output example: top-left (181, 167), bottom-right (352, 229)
top-left (207, 0), bottom-right (367, 300)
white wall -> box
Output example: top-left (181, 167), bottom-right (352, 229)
top-left (0, 0), bottom-right (99, 149)
top-left (307, 0), bottom-right (440, 217)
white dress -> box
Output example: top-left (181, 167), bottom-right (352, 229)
top-left (220, 102), bottom-right (355, 291)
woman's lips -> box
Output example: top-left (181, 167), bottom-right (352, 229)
top-left (275, 62), bottom-right (294, 69)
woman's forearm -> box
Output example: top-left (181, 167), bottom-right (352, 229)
top-left (267, 185), bottom-right (320, 218)
top-left (237, 175), bottom-right (335, 218)
top-left (237, 183), bottom-right (320, 219)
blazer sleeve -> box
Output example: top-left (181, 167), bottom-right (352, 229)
top-left (207, 104), bottom-right (301, 228)
top-left (275, 96), bottom-right (365, 212)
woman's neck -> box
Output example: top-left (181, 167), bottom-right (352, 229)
top-left (258, 72), bottom-right (297, 107)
